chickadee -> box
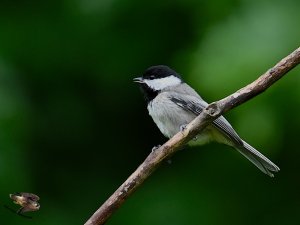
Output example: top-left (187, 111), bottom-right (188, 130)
top-left (134, 65), bottom-right (280, 177)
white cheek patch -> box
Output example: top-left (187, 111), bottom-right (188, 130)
top-left (144, 75), bottom-right (181, 90)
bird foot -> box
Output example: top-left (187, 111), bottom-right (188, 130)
top-left (151, 145), bottom-right (161, 152)
top-left (180, 124), bottom-right (188, 132)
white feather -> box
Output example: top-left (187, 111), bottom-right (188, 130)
top-left (144, 75), bottom-right (181, 90)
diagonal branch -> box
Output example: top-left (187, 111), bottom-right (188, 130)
top-left (84, 47), bottom-right (300, 225)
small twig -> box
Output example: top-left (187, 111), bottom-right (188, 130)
top-left (84, 47), bottom-right (300, 225)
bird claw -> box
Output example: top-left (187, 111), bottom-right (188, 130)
top-left (180, 124), bottom-right (188, 132)
top-left (152, 145), bottom-right (161, 152)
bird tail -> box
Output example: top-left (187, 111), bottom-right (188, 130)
top-left (236, 140), bottom-right (280, 177)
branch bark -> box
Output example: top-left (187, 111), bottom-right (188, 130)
top-left (84, 47), bottom-right (300, 225)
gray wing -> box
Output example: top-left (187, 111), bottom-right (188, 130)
top-left (169, 95), bottom-right (280, 177)
top-left (170, 96), bottom-right (243, 145)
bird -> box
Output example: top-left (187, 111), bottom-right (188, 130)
top-left (133, 65), bottom-right (280, 177)
top-left (9, 192), bottom-right (40, 214)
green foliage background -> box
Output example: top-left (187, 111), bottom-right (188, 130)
top-left (0, 0), bottom-right (299, 224)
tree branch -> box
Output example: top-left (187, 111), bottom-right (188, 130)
top-left (84, 47), bottom-right (300, 225)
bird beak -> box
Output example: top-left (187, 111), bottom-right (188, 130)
top-left (133, 77), bottom-right (144, 83)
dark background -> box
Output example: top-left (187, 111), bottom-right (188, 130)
top-left (0, 0), bottom-right (300, 224)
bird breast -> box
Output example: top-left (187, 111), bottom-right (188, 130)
top-left (147, 93), bottom-right (198, 139)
